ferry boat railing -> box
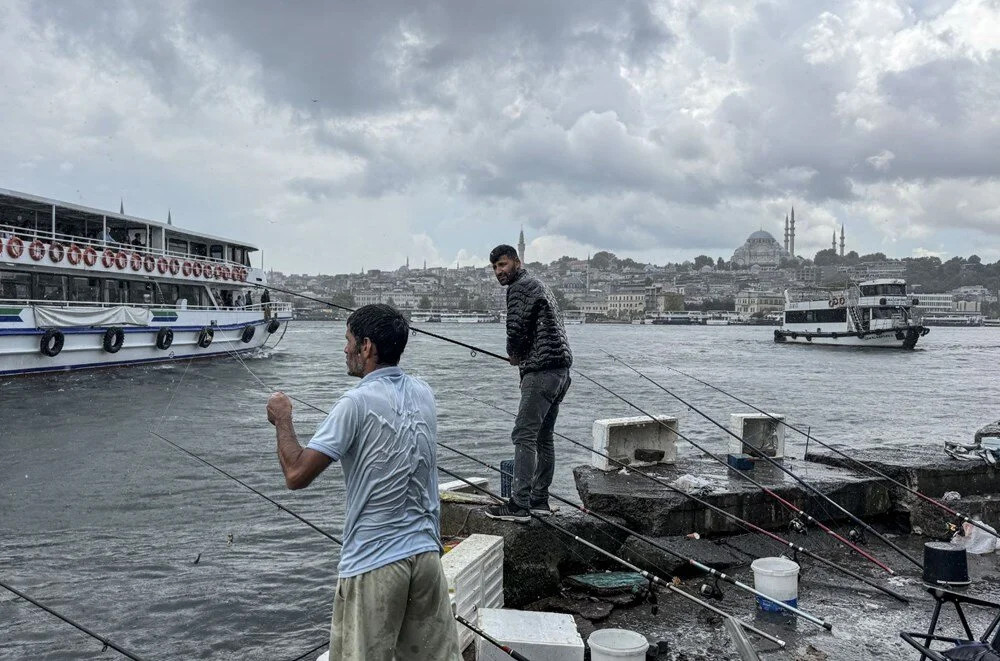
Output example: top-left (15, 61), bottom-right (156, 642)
top-left (0, 297), bottom-right (293, 314)
top-left (0, 223), bottom-right (252, 272)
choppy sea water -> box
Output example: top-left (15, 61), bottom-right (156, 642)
top-left (2, 322), bottom-right (999, 660)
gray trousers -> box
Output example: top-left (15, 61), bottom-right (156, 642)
top-left (329, 551), bottom-right (461, 661)
top-left (511, 368), bottom-right (571, 509)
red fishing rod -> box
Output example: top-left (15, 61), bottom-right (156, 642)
top-left (658, 362), bottom-right (1000, 541)
top-left (466, 395), bottom-right (908, 603)
top-left (573, 366), bottom-right (899, 575)
top-left (601, 351), bottom-right (924, 570)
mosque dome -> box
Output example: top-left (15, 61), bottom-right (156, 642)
top-left (748, 230), bottom-right (775, 241)
top-left (731, 228), bottom-right (787, 268)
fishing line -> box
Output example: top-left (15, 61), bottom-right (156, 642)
top-left (253, 284), bottom-right (904, 572)
top-left (436, 466), bottom-right (787, 649)
top-left (602, 351), bottom-right (924, 571)
top-left (437, 440), bottom-right (834, 630)
top-left (465, 394), bottom-right (909, 603)
top-left (661, 363), bottom-right (1000, 540)
top-left (0, 579), bottom-right (146, 660)
top-left (570, 364), bottom-right (897, 575)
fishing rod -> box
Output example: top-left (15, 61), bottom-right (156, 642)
top-left (657, 363), bottom-right (1000, 541)
top-left (249, 286), bottom-right (902, 580)
top-left (602, 352), bottom-right (924, 571)
top-left (571, 366), bottom-right (898, 575)
top-left (0, 579), bottom-right (146, 661)
top-left (466, 394), bottom-right (909, 603)
top-left (437, 440), bottom-right (834, 630)
top-left (436, 466), bottom-right (787, 649)
top-left (145, 425), bottom-right (528, 660)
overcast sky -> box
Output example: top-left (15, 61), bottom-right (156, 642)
top-left (2, 1), bottom-right (998, 273)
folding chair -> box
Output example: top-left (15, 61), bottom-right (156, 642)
top-left (900, 586), bottom-right (1000, 660)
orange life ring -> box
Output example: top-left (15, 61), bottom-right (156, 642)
top-left (838, 297), bottom-right (845, 306)
top-left (182, 261), bottom-right (193, 276)
top-left (157, 257), bottom-right (168, 274)
top-left (828, 299), bottom-right (835, 307)
top-left (204, 263), bottom-right (214, 279)
top-left (169, 258), bottom-right (181, 275)
top-left (143, 254), bottom-right (155, 272)
top-left (29, 240), bottom-right (46, 261)
top-left (66, 244), bottom-right (82, 265)
top-left (220, 265), bottom-right (230, 281)
top-left (49, 242), bottom-right (65, 263)
top-left (102, 248), bottom-right (115, 268)
top-left (130, 253), bottom-right (142, 271)
top-left (192, 262), bottom-right (203, 277)
top-left (7, 236), bottom-right (24, 259)
top-left (83, 246), bottom-right (98, 267)
top-left (115, 251), bottom-right (129, 269)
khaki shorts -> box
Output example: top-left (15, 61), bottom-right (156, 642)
top-left (329, 551), bottom-right (461, 661)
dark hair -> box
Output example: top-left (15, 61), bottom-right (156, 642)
top-left (489, 244), bottom-right (519, 264)
top-left (346, 304), bottom-right (409, 366)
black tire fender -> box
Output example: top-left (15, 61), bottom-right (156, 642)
top-left (103, 327), bottom-right (125, 353)
top-left (197, 327), bottom-right (214, 348)
top-left (156, 327), bottom-right (174, 350)
top-left (266, 318), bottom-right (280, 334)
top-left (40, 329), bottom-right (64, 357)
top-left (240, 325), bottom-right (255, 343)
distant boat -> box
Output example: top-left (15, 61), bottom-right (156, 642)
top-left (562, 311), bottom-right (585, 325)
top-left (774, 278), bottom-right (929, 349)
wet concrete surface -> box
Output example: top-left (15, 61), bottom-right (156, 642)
top-left (574, 455), bottom-right (894, 536)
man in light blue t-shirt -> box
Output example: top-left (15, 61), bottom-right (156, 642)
top-left (266, 304), bottom-right (460, 661)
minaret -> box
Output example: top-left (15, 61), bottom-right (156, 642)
top-left (839, 225), bottom-right (845, 257)
top-left (586, 252), bottom-right (591, 293)
top-left (783, 214), bottom-right (789, 253)
top-left (119, 199), bottom-right (125, 215)
top-left (517, 226), bottom-right (526, 263)
top-left (406, 255), bottom-right (409, 269)
top-left (789, 207), bottom-right (795, 258)
top-left (167, 209), bottom-right (172, 226)
top-left (423, 259), bottom-right (426, 270)
top-left (832, 231), bottom-right (837, 252)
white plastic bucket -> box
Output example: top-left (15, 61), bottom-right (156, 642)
top-left (751, 556), bottom-right (799, 612)
top-left (588, 628), bottom-right (649, 661)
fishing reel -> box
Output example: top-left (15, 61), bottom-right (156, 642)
top-left (789, 515), bottom-right (807, 535)
top-left (848, 528), bottom-right (866, 544)
top-left (699, 577), bottom-right (725, 601)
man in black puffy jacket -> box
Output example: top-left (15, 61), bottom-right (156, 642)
top-left (485, 244), bottom-right (572, 523)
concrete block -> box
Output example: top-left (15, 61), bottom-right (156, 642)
top-left (729, 413), bottom-right (785, 460)
top-left (476, 609), bottom-right (584, 661)
top-left (592, 415), bottom-right (678, 471)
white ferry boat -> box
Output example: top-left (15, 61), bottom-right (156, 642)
top-left (774, 279), bottom-right (929, 349)
top-left (0, 188), bottom-right (291, 376)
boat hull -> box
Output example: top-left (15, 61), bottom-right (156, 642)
top-left (773, 326), bottom-right (929, 349)
top-left (0, 309), bottom-right (289, 376)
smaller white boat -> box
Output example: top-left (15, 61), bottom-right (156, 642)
top-left (774, 279), bottom-right (929, 349)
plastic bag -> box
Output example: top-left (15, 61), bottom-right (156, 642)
top-left (672, 474), bottom-right (712, 492)
top-left (951, 521), bottom-right (1000, 555)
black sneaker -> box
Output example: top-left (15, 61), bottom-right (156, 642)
top-left (485, 502), bottom-right (530, 523)
top-left (529, 498), bottom-right (553, 516)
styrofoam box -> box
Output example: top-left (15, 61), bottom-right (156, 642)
top-left (442, 534), bottom-right (505, 650)
top-left (476, 608), bottom-right (584, 661)
top-left (729, 413), bottom-right (785, 460)
top-left (591, 415), bottom-right (678, 470)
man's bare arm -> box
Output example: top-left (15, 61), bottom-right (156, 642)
top-left (269, 393), bottom-right (332, 490)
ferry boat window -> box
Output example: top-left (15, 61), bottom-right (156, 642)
top-left (860, 285), bottom-right (877, 296)
top-left (104, 280), bottom-right (124, 304)
top-left (0, 272), bottom-right (30, 300)
top-left (190, 242), bottom-right (208, 257)
top-left (34, 273), bottom-right (67, 301)
top-left (879, 284), bottom-right (906, 296)
top-left (155, 283), bottom-right (179, 305)
top-left (168, 238), bottom-right (188, 255)
top-left (69, 277), bottom-right (101, 303)
top-left (127, 280), bottom-right (154, 305)
top-left (785, 310), bottom-right (807, 323)
top-left (176, 284), bottom-right (203, 307)
top-left (871, 307), bottom-right (897, 319)
top-left (210, 244), bottom-right (224, 260)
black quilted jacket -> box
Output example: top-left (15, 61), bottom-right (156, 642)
top-left (505, 269), bottom-right (573, 375)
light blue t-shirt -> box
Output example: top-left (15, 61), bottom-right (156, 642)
top-left (306, 366), bottom-right (442, 578)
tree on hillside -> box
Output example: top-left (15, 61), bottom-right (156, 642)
top-left (418, 295), bottom-right (432, 310)
top-left (860, 252), bottom-right (888, 262)
top-left (694, 255), bottom-right (714, 269)
top-left (590, 251), bottom-right (617, 270)
top-left (332, 292), bottom-right (355, 308)
top-left (813, 248), bottom-right (840, 266)
top-left (716, 257), bottom-right (726, 270)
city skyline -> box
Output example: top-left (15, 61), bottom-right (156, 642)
top-left (2, 2), bottom-right (999, 273)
